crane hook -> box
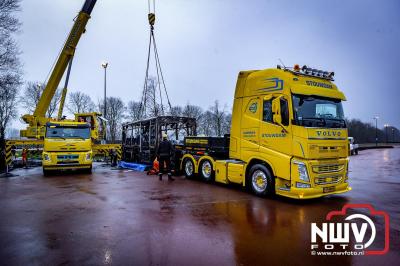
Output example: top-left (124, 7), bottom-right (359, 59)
top-left (148, 13), bottom-right (155, 27)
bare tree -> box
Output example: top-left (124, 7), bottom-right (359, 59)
top-left (0, 0), bottom-right (20, 34)
top-left (20, 82), bottom-right (41, 113)
top-left (182, 103), bottom-right (203, 121)
top-left (67, 91), bottom-right (95, 114)
top-left (127, 100), bottom-right (141, 121)
top-left (198, 110), bottom-right (214, 136)
top-left (99, 97), bottom-right (126, 142)
top-left (209, 100), bottom-right (226, 136)
top-left (222, 113), bottom-right (232, 135)
top-left (21, 82), bottom-right (62, 118)
top-left (0, 74), bottom-right (20, 136)
top-left (140, 76), bottom-right (163, 118)
top-left (170, 105), bottom-right (182, 116)
top-left (5, 126), bottom-right (19, 139)
top-left (0, 0), bottom-right (21, 169)
top-left (0, 0), bottom-right (20, 72)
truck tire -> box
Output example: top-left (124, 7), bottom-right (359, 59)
top-left (248, 164), bottom-right (274, 197)
top-left (183, 158), bottom-right (195, 179)
top-left (85, 166), bottom-right (92, 174)
top-left (355, 149), bottom-right (358, 155)
top-left (43, 169), bottom-right (51, 177)
top-left (199, 159), bottom-right (214, 182)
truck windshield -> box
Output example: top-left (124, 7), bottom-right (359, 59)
top-left (46, 126), bottom-right (91, 139)
top-left (292, 94), bottom-right (346, 128)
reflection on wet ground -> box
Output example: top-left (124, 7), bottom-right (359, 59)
top-left (0, 147), bottom-right (399, 265)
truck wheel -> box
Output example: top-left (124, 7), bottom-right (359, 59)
top-left (355, 149), bottom-right (358, 155)
top-left (85, 167), bottom-right (92, 174)
top-left (199, 159), bottom-right (214, 182)
top-left (248, 164), bottom-right (274, 197)
top-left (43, 169), bottom-right (51, 177)
top-left (183, 158), bottom-right (195, 178)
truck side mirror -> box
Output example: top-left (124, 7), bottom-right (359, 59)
top-left (272, 98), bottom-right (282, 125)
top-left (272, 96), bottom-right (289, 132)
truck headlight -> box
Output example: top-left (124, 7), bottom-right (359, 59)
top-left (86, 152), bottom-right (92, 161)
top-left (294, 161), bottom-right (310, 182)
top-left (43, 153), bottom-right (50, 161)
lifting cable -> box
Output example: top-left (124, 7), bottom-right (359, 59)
top-left (139, 0), bottom-right (172, 118)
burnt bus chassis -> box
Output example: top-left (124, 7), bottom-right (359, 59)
top-left (121, 116), bottom-right (230, 174)
top-left (122, 116), bottom-right (197, 165)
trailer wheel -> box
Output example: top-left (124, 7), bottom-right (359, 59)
top-left (183, 158), bottom-right (195, 178)
top-left (248, 164), bottom-right (274, 197)
top-left (199, 159), bottom-right (214, 182)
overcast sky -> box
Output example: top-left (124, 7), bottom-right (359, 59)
top-left (14, 0), bottom-right (400, 129)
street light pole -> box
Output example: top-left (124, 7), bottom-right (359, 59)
top-left (373, 116), bottom-right (379, 146)
top-left (384, 124), bottom-right (389, 143)
top-left (101, 62), bottom-right (108, 142)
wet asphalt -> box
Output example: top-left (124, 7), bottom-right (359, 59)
top-left (0, 147), bottom-right (399, 266)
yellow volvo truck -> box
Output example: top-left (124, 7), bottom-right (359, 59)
top-left (43, 121), bottom-right (93, 175)
top-left (179, 65), bottom-right (350, 199)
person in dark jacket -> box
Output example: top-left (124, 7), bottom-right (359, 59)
top-left (156, 133), bottom-right (174, 181)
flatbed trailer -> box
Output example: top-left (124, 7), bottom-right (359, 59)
top-left (174, 135), bottom-right (230, 181)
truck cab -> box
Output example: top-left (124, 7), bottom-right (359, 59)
top-left (42, 121), bottom-right (93, 175)
top-left (180, 65), bottom-right (351, 199)
top-left (228, 65), bottom-right (350, 199)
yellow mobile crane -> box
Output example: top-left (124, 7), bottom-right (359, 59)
top-left (5, 0), bottom-right (121, 175)
top-left (21, 0), bottom-right (97, 138)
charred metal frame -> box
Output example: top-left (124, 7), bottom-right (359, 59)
top-left (122, 116), bottom-right (197, 164)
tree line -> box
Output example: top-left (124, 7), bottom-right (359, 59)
top-left (15, 83), bottom-right (233, 142)
top-left (346, 119), bottom-right (399, 144)
top-left (0, 0), bottom-right (22, 169)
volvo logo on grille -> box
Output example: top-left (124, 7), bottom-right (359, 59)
top-left (316, 131), bottom-right (342, 137)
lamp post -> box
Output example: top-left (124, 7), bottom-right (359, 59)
top-left (373, 116), bottom-right (379, 146)
top-left (384, 124), bottom-right (389, 143)
top-left (101, 62), bottom-right (108, 142)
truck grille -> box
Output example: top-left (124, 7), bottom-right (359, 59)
top-left (312, 164), bottom-right (344, 174)
top-left (315, 175), bottom-right (342, 185)
top-left (57, 161), bottom-right (80, 165)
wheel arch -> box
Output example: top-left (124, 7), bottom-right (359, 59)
top-left (198, 156), bottom-right (216, 173)
top-left (180, 154), bottom-right (199, 173)
top-left (245, 158), bottom-right (275, 187)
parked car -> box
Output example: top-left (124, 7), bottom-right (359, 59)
top-left (348, 137), bottom-right (359, 155)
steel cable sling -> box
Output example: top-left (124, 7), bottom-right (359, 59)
top-left (139, 0), bottom-right (172, 118)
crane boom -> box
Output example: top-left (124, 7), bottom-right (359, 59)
top-left (57, 58), bottom-right (73, 120)
top-left (33, 0), bottom-right (97, 117)
top-left (21, 0), bottom-right (97, 138)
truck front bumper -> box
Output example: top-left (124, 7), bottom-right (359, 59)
top-left (42, 151), bottom-right (92, 171)
top-left (276, 183), bottom-right (351, 199)
top-left (43, 164), bottom-right (92, 171)
top-left (275, 157), bottom-right (351, 199)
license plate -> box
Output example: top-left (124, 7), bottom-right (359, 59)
top-left (323, 186), bottom-right (335, 193)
